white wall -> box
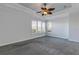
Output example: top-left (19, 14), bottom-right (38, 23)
top-left (0, 4), bottom-right (45, 46)
top-left (47, 11), bottom-right (69, 39)
top-left (69, 4), bottom-right (79, 42)
top-left (1, 3), bottom-right (79, 46)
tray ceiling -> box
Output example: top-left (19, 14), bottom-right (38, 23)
top-left (19, 3), bottom-right (71, 13)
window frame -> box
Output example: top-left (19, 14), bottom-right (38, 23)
top-left (32, 20), bottom-right (38, 33)
top-left (47, 21), bottom-right (52, 32)
top-left (32, 20), bottom-right (46, 34)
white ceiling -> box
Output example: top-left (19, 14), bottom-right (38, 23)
top-left (19, 3), bottom-right (71, 13)
top-left (18, 3), bottom-right (71, 20)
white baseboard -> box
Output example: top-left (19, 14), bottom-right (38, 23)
top-left (47, 35), bottom-right (68, 39)
top-left (0, 34), bottom-right (45, 47)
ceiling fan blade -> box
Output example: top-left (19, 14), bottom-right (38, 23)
top-left (48, 8), bottom-right (55, 11)
top-left (37, 11), bottom-right (41, 13)
top-left (41, 3), bottom-right (47, 10)
top-left (47, 12), bottom-right (52, 14)
top-left (42, 14), bottom-right (44, 16)
top-left (41, 7), bottom-right (47, 10)
top-left (41, 7), bottom-right (44, 10)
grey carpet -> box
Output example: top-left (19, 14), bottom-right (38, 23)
top-left (0, 36), bottom-right (79, 55)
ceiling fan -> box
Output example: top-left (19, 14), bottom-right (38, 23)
top-left (37, 3), bottom-right (55, 16)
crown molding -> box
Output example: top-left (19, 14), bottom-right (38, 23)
top-left (2, 3), bottom-right (44, 20)
top-left (1, 3), bottom-right (70, 21)
top-left (44, 8), bottom-right (70, 20)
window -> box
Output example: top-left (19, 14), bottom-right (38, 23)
top-left (32, 20), bottom-right (37, 33)
top-left (42, 22), bottom-right (45, 32)
top-left (37, 21), bottom-right (42, 32)
top-left (47, 21), bottom-right (52, 32)
top-left (32, 20), bottom-right (45, 33)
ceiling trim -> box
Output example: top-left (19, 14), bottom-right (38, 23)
top-left (2, 3), bottom-right (71, 20)
top-left (2, 3), bottom-right (44, 20)
top-left (44, 8), bottom-right (70, 20)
